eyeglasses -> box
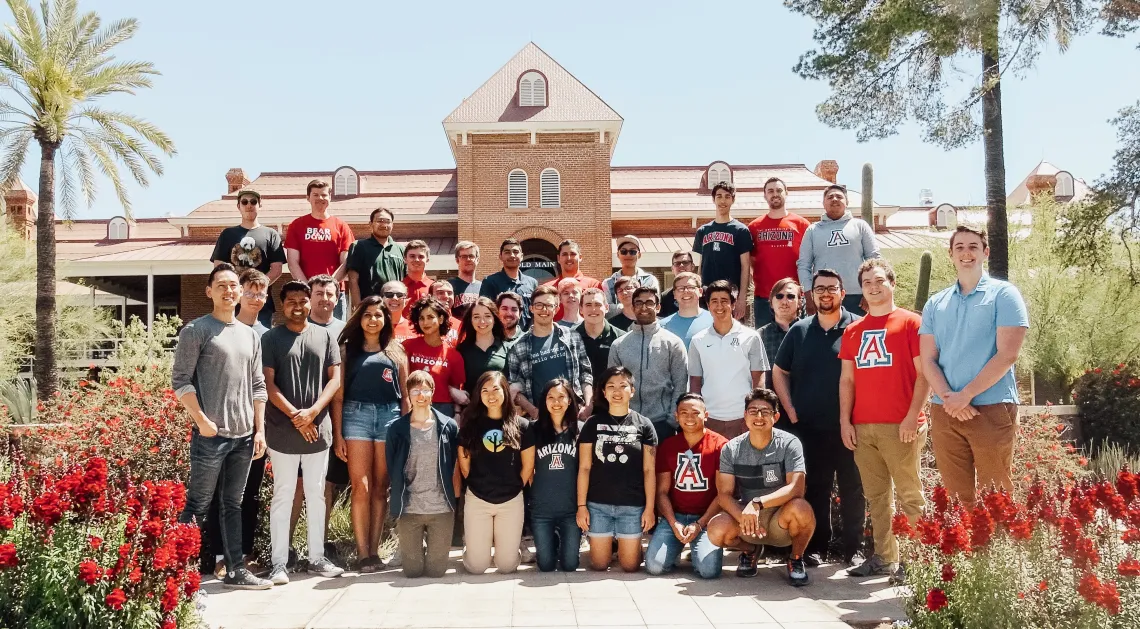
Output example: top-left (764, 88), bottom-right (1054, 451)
top-left (242, 291), bottom-right (268, 300)
top-left (618, 248), bottom-right (639, 256)
top-left (812, 286), bottom-right (841, 295)
top-left (457, 254), bottom-right (478, 260)
top-left (632, 300), bottom-right (657, 308)
top-left (675, 285), bottom-right (700, 293)
top-left (532, 302), bottom-right (557, 311)
top-left (745, 408), bottom-right (776, 419)
top-left (382, 292), bottom-right (408, 299)
top-left (372, 218), bottom-right (393, 225)
top-left (239, 198), bottom-right (259, 207)
top-left (773, 293), bottom-right (798, 301)
top-left (409, 389), bottom-right (433, 397)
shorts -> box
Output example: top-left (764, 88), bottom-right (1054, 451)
top-left (342, 400), bottom-right (400, 442)
top-left (739, 506), bottom-right (793, 548)
top-left (586, 501), bottom-right (643, 540)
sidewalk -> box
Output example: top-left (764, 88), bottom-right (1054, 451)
top-left (200, 552), bottom-right (906, 629)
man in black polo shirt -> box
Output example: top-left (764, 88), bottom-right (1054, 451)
top-left (772, 269), bottom-right (864, 568)
top-left (347, 207), bottom-right (406, 304)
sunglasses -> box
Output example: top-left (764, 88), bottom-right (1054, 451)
top-left (773, 293), bottom-right (798, 301)
top-left (382, 292), bottom-right (407, 299)
top-left (619, 248), bottom-right (639, 256)
top-left (239, 198), bottom-right (259, 206)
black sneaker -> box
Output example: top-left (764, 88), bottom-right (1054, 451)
top-left (803, 552), bottom-right (824, 568)
top-left (736, 550), bottom-right (758, 578)
top-left (223, 567), bottom-right (272, 590)
top-left (846, 554), bottom-right (888, 577)
top-left (787, 557), bottom-right (810, 587)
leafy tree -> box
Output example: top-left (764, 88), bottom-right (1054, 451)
top-left (784, 0), bottom-right (1098, 279)
top-left (0, 0), bottom-right (175, 398)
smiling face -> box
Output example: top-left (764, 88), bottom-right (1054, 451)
top-left (675, 398), bottom-right (708, 435)
top-left (456, 246), bottom-right (478, 275)
top-left (764, 181), bottom-right (787, 210)
top-left (811, 275), bottom-right (844, 314)
top-left (770, 283), bottom-right (801, 320)
top-left (581, 291), bottom-right (608, 324)
top-left (671, 255), bottom-right (694, 275)
top-left (861, 266), bottom-right (894, 310)
top-left (707, 289), bottom-right (734, 322)
top-left (418, 307), bottom-right (441, 338)
top-left (497, 298), bottom-right (521, 330)
top-left (744, 398), bottom-right (778, 434)
top-left (432, 283), bottom-right (454, 309)
top-left (405, 247), bottom-right (428, 276)
top-left (546, 384), bottom-right (571, 418)
top-left (282, 289), bottom-right (311, 325)
top-left (470, 304), bottom-right (496, 336)
top-left (714, 188), bottom-right (735, 213)
top-left (673, 275), bottom-right (701, 308)
top-left (558, 244), bottom-right (580, 276)
top-left (950, 231), bottom-right (989, 275)
top-left (207, 270), bottom-right (241, 311)
top-left (500, 244), bottom-right (523, 272)
top-left (531, 293), bottom-right (558, 327)
top-left (239, 282), bottom-right (268, 316)
top-left (308, 186), bottom-right (330, 214)
top-left (370, 211), bottom-right (393, 240)
top-left (824, 188), bottom-right (847, 219)
top-left (603, 374), bottom-right (634, 407)
top-left (382, 288), bottom-right (408, 320)
top-left (480, 378), bottom-right (506, 412)
top-left (408, 382), bottom-right (435, 411)
top-left (360, 304), bottom-right (385, 336)
top-left (632, 291), bottom-right (659, 325)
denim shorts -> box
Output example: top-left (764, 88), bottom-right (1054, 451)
top-left (586, 501), bottom-right (643, 539)
top-left (342, 400), bottom-right (400, 442)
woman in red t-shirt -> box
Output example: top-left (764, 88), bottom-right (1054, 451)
top-left (401, 297), bottom-right (468, 418)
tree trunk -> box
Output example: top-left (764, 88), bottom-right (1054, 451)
top-left (34, 140), bottom-right (59, 399)
top-left (981, 19), bottom-right (1009, 279)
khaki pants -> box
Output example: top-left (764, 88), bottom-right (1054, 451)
top-left (852, 423), bottom-right (925, 564)
top-left (931, 403), bottom-right (1018, 506)
top-left (707, 418), bottom-right (746, 440)
top-left (462, 490), bottom-right (525, 574)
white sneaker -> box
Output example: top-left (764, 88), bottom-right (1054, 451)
top-left (269, 565), bottom-right (289, 586)
top-left (307, 557), bottom-right (344, 578)
top-left (519, 537), bottom-right (536, 564)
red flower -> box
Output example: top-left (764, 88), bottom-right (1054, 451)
top-left (891, 513), bottom-right (913, 538)
top-left (932, 486), bottom-right (950, 516)
top-left (88, 535), bottom-right (103, 551)
top-left (1099, 580), bottom-right (1122, 616)
top-left (940, 563), bottom-right (956, 582)
top-left (162, 619), bottom-right (177, 629)
top-left (183, 570), bottom-right (201, 597)
top-left (1008, 516), bottom-right (1034, 541)
top-left (1074, 537), bottom-right (1100, 570)
top-left (1038, 580), bottom-right (1048, 592)
top-left (926, 588), bottom-right (949, 612)
top-left (970, 505), bottom-right (995, 549)
top-left (161, 576), bottom-right (180, 613)
top-left (0, 543), bottom-right (18, 569)
top-left (918, 518), bottom-right (942, 547)
top-left (78, 559), bottom-right (103, 585)
top-left (105, 588), bottom-right (127, 611)
top-left (1118, 557), bottom-right (1140, 577)
top-left (940, 521), bottom-right (971, 556)
top-left (1117, 468), bottom-right (1139, 503)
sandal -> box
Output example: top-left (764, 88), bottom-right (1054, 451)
top-left (357, 556), bottom-right (380, 574)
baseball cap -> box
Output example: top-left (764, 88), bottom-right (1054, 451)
top-left (236, 189), bottom-right (261, 203)
top-left (617, 235), bottom-right (642, 251)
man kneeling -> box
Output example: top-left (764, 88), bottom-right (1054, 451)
top-left (707, 388), bottom-right (814, 586)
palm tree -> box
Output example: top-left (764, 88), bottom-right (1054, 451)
top-left (0, 0), bottom-right (175, 398)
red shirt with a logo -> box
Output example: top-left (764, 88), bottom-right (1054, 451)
top-left (839, 308), bottom-right (922, 424)
top-left (747, 213), bottom-right (810, 299)
top-left (655, 430), bottom-right (729, 516)
top-left (283, 214), bottom-right (355, 282)
top-left (401, 336), bottom-right (465, 403)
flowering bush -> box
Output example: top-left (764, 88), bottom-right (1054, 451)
top-left (898, 472), bottom-right (1140, 628)
top-left (0, 456), bottom-right (202, 628)
top-left (1075, 362), bottom-right (1140, 454)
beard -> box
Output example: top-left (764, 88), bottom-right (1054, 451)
top-left (815, 300), bottom-right (839, 314)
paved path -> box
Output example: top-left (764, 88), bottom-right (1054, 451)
top-left (200, 552), bottom-right (906, 629)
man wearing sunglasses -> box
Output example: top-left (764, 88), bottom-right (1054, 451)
top-left (796, 185), bottom-right (880, 316)
top-left (602, 235), bottom-right (660, 310)
top-left (211, 189), bottom-right (285, 327)
top-left (380, 280), bottom-right (417, 344)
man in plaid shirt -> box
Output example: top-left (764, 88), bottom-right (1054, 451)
top-left (507, 285), bottom-right (594, 418)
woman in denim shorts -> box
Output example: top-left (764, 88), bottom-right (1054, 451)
top-left (576, 366), bottom-right (659, 572)
top-left (332, 295), bottom-right (408, 573)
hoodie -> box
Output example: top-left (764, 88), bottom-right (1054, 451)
top-left (607, 321), bottom-right (688, 426)
top-left (796, 211), bottom-right (881, 295)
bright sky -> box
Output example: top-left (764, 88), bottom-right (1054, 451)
top-left (26, 0), bottom-right (1140, 219)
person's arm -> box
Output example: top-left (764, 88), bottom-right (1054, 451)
top-left (251, 335), bottom-right (268, 457)
top-left (641, 445), bottom-right (657, 532)
top-left (333, 250), bottom-right (349, 283)
top-left (348, 270), bottom-right (362, 306)
top-left (950, 326), bottom-right (1028, 407)
top-left (252, 400), bottom-right (266, 459)
top-left (576, 439), bottom-right (593, 532)
top-left (574, 335), bottom-right (594, 419)
top-left (772, 367), bottom-right (798, 424)
top-left (266, 261), bottom-right (283, 285)
top-left (457, 445), bottom-right (472, 478)
top-left (754, 471), bottom-right (806, 509)
top-left (751, 371), bottom-right (764, 388)
top-left (796, 227), bottom-right (814, 292)
top-left (900, 355), bottom-right (930, 443)
top-left (839, 360), bottom-right (857, 451)
top-left (687, 337), bottom-right (703, 396)
top-left (689, 376), bottom-right (702, 394)
top-left (716, 470), bottom-right (757, 538)
top-left (397, 355), bottom-right (411, 415)
top-left (263, 367), bottom-right (300, 418)
top-left (285, 248), bottom-right (306, 283)
top-left (293, 363), bottom-right (341, 435)
top-left (694, 488), bottom-right (722, 538)
top-left (862, 220), bottom-right (882, 260)
top-left (734, 250), bottom-right (751, 320)
top-left (748, 336), bottom-right (768, 389)
top-left (669, 339), bottom-right (688, 397)
top-left (332, 348), bottom-right (348, 462)
top-left (171, 325), bottom-right (218, 436)
top-left (655, 470), bottom-right (685, 542)
top-left (521, 445), bottom-right (535, 485)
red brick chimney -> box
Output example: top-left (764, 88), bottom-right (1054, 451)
top-left (1025, 174), bottom-right (1057, 202)
top-left (4, 182), bottom-right (37, 240)
top-left (226, 168), bottom-right (250, 194)
top-left (814, 160), bottom-right (839, 183)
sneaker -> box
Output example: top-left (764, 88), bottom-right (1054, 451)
top-left (803, 552), bottom-right (824, 568)
top-left (787, 557), bottom-right (810, 587)
top-left (888, 562), bottom-right (906, 586)
top-left (307, 557), bottom-right (344, 578)
top-left (223, 567), bottom-right (273, 590)
top-left (212, 559), bottom-right (227, 581)
top-left (519, 537), bottom-right (536, 564)
top-left (843, 550), bottom-right (866, 568)
top-left (268, 564), bottom-right (289, 586)
top-left (736, 550), bottom-right (758, 578)
top-left (846, 554), bottom-right (888, 577)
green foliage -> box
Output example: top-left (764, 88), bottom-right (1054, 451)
top-left (886, 245), bottom-right (958, 312)
top-left (1088, 440), bottom-right (1140, 480)
top-left (0, 377), bottom-right (34, 424)
top-left (861, 162), bottom-right (874, 224)
top-left (915, 250), bottom-right (934, 311)
top-left (107, 314), bottom-right (181, 390)
top-left (1074, 363), bottom-right (1140, 453)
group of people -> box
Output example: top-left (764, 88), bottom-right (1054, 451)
top-left (175, 177), bottom-right (1029, 590)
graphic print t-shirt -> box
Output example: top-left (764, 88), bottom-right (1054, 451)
top-left (401, 337), bottom-right (465, 403)
top-left (212, 225), bottom-right (286, 275)
top-left (656, 430), bottom-right (728, 516)
top-left (528, 332), bottom-right (570, 399)
top-left (579, 411), bottom-right (658, 507)
top-left (693, 219), bottom-right (753, 288)
top-left (283, 214), bottom-right (355, 284)
top-left (522, 422), bottom-right (581, 517)
top-left (748, 213), bottom-right (810, 298)
top-left (465, 415), bottom-right (528, 504)
top-left (839, 308), bottom-right (922, 424)
top-left (719, 429), bottom-right (805, 504)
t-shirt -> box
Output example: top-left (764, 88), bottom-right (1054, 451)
top-left (575, 321), bottom-right (624, 391)
top-left (579, 411), bottom-right (658, 507)
top-left (748, 213), bottom-right (811, 299)
top-left (393, 318), bottom-right (417, 345)
top-left (449, 277), bottom-right (482, 314)
top-left (609, 312), bottom-right (635, 332)
top-left (522, 422), bottom-right (582, 517)
top-left (309, 317), bottom-right (345, 345)
top-left (402, 337), bottom-right (465, 404)
top-left (656, 430), bottom-right (728, 516)
top-left (839, 309), bottom-right (923, 424)
top-left (661, 309), bottom-right (713, 349)
top-left (688, 321), bottom-right (770, 420)
top-left (693, 219), bottom-right (753, 288)
top-left (346, 236), bottom-right (406, 299)
top-left (261, 324), bottom-right (341, 455)
top-left (283, 214), bottom-right (355, 285)
top-left (464, 415), bottom-right (528, 504)
top-left (479, 270), bottom-right (538, 328)
top-left (211, 225), bottom-right (286, 316)
top-left (527, 331), bottom-right (570, 400)
top-left (344, 350), bottom-right (402, 405)
top-left (459, 339), bottom-right (511, 395)
top-left (405, 421), bottom-right (450, 515)
top-left (719, 429), bottom-right (805, 503)
top-left (171, 315), bottom-right (267, 439)
top-left (402, 275), bottom-right (434, 318)
top-left (774, 311), bottom-right (856, 431)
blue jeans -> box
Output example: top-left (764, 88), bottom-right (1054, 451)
top-left (645, 514), bottom-right (724, 579)
top-left (342, 400), bottom-right (400, 441)
top-left (532, 513), bottom-right (581, 572)
top-left (180, 432), bottom-right (254, 573)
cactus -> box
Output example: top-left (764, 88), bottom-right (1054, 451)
top-left (861, 163), bottom-right (874, 226)
top-left (915, 250), bottom-right (932, 311)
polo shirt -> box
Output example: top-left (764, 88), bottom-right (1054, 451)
top-left (774, 309), bottom-right (856, 430)
top-left (575, 321), bottom-right (624, 390)
top-left (688, 320), bottom-right (769, 420)
top-left (479, 270), bottom-right (538, 329)
top-left (346, 236), bottom-right (406, 299)
top-left (919, 274), bottom-right (1029, 406)
top-left (459, 339), bottom-right (511, 395)
top-left (402, 275), bottom-right (434, 318)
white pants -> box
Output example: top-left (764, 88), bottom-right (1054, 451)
top-left (268, 448), bottom-right (329, 567)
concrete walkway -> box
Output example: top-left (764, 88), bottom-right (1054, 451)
top-left (200, 552), bottom-right (906, 629)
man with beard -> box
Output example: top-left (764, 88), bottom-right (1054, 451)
top-left (347, 207), bottom-right (406, 303)
top-left (748, 178), bottom-right (810, 327)
top-left (772, 270), bottom-right (864, 567)
top-left (211, 189), bottom-right (285, 327)
top-left (481, 239), bottom-right (538, 329)
top-left (797, 185), bottom-right (880, 316)
top-left (496, 292), bottom-right (525, 344)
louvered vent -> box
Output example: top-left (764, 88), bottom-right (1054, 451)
top-left (508, 169), bottom-right (528, 208)
top-left (540, 168), bottom-right (560, 208)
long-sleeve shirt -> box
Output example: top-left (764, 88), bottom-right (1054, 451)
top-left (607, 322), bottom-right (688, 426)
top-left (796, 212), bottom-right (881, 295)
top-left (172, 314), bottom-right (267, 438)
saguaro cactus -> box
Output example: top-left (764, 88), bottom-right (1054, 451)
top-left (915, 250), bottom-right (933, 311)
top-left (861, 163), bottom-right (874, 226)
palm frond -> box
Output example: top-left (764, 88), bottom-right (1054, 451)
top-left (79, 60), bottom-right (157, 98)
top-left (75, 126), bottom-right (129, 214)
top-left (0, 126), bottom-right (31, 191)
top-left (44, 0), bottom-right (80, 63)
top-left (0, 97), bottom-right (32, 122)
top-left (79, 17), bottom-right (135, 65)
top-left (74, 107), bottom-right (174, 159)
top-left (64, 134), bottom-right (92, 207)
top-left (7, 0), bottom-right (46, 69)
top-left (56, 136), bottom-right (76, 217)
top-left (60, 10), bottom-right (98, 71)
top-left (0, 33), bottom-right (33, 85)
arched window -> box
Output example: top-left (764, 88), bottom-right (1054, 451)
top-left (333, 167), bottom-right (359, 196)
top-left (934, 203), bottom-right (957, 230)
top-left (508, 169), bottom-right (528, 208)
top-left (108, 216), bottom-right (128, 240)
top-left (707, 162), bottom-right (732, 189)
top-left (518, 71), bottom-right (547, 107)
top-left (1055, 171), bottom-right (1075, 201)
top-left (540, 168), bottom-right (561, 208)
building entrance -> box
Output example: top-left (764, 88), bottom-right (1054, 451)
top-left (520, 238), bottom-right (558, 284)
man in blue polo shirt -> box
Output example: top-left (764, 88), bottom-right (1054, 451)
top-left (919, 226), bottom-right (1029, 506)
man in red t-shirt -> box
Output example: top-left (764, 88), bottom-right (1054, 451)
top-left (748, 177), bottom-right (810, 327)
top-left (645, 393), bottom-right (729, 579)
top-left (284, 179), bottom-right (356, 320)
top-left (838, 258), bottom-right (929, 584)
top-left (542, 239), bottom-right (601, 320)
top-left (401, 239), bottom-right (435, 318)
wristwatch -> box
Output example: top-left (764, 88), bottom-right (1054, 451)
top-left (751, 496), bottom-right (765, 509)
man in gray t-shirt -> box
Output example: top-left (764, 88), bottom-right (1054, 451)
top-left (706, 388), bottom-right (816, 587)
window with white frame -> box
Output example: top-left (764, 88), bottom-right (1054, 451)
top-left (333, 167), bottom-right (359, 196)
top-left (708, 162), bottom-right (732, 188)
top-left (519, 71), bottom-right (547, 107)
top-left (108, 216), bottom-right (128, 240)
top-left (540, 168), bottom-right (561, 208)
top-left (1054, 171), bottom-right (1075, 201)
top-left (508, 169), bottom-right (528, 208)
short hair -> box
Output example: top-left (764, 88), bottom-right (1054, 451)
top-left (671, 250), bottom-right (694, 265)
top-left (307, 274), bottom-right (337, 292)
top-left (404, 239), bottom-right (430, 257)
top-left (950, 225), bottom-right (988, 249)
top-left (208, 263), bottom-right (238, 286)
top-left (558, 239), bottom-right (581, 255)
top-left (711, 181), bottom-right (736, 198)
top-left (306, 179), bottom-right (330, 196)
top-left (531, 285), bottom-right (559, 302)
top-left (744, 388), bottom-right (780, 410)
top-left (454, 241), bottom-right (480, 259)
top-left (675, 392), bottom-right (706, 408)
top-left (581, 287), bottom-right (607, 304)
top-left (613, 276), bottom-right (634, 292)
top-left (769, 277), bottom-right (802, 301)
top-left (429, 279), bottom-right (451, 294)
top-left (763, 177), bottom-right (787, 191)
top-left (631, 286), bottom-right (659, 305)
top-left (280, 280), bottom-right (311, 302)
top-left (557, 278), bottom-right (582, 292)
top-left (857, 258), bottom-right (896, 287)
top-left (370, 207), bottom-right (394, 222)
top-left (495, 291), bottom-right (523, 310)
top-left (499, 238), bottom-right (522, 254)
top-left (406, 369), bottom-right (435, 392)
top-left (823, 184), bottom-right (848, 199)
top-left (705, 279), bottom-right (737, 303)
top-left (239, 269), bottom-right (270, 288)
top-left (672, 271), bottom-right (701, 289)
top-left (812, 268), bottom-right (844, 291)
top-left (380, 280), bottom-right (407, 295)
top-left (409, 296), bottom-right (452, 336)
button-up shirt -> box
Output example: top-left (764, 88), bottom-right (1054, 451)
top-left (506, 324), bottom-right (593, 405)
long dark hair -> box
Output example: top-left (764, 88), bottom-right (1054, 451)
top-left (534, 378), bottom-right (581, 446)
top-left (459, 371), bottom-right (523, 451)
top-left (592, 365), bottom-right (634, 418)
top-left (457, 296), bottom-right (504, 352)
top-left (340, 296), bottom-right (401, 367)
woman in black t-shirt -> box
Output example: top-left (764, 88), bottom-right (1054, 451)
top-left (577, 366), bottom-right (658, 572)
top-left (457, 371), bottom-right (534, 574)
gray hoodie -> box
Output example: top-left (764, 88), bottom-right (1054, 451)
top-left (607, 321), bottom-right (688, 426)
top-left (797, 212), bottom-right (881, 295)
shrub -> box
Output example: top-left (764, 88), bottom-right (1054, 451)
top-left (1074, 363), bottom-right (1140, 454)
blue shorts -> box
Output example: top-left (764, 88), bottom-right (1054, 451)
top-left (587, 501), bottom-right (643, 540)
top-left (341, 400), bottom-right (400, 442)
